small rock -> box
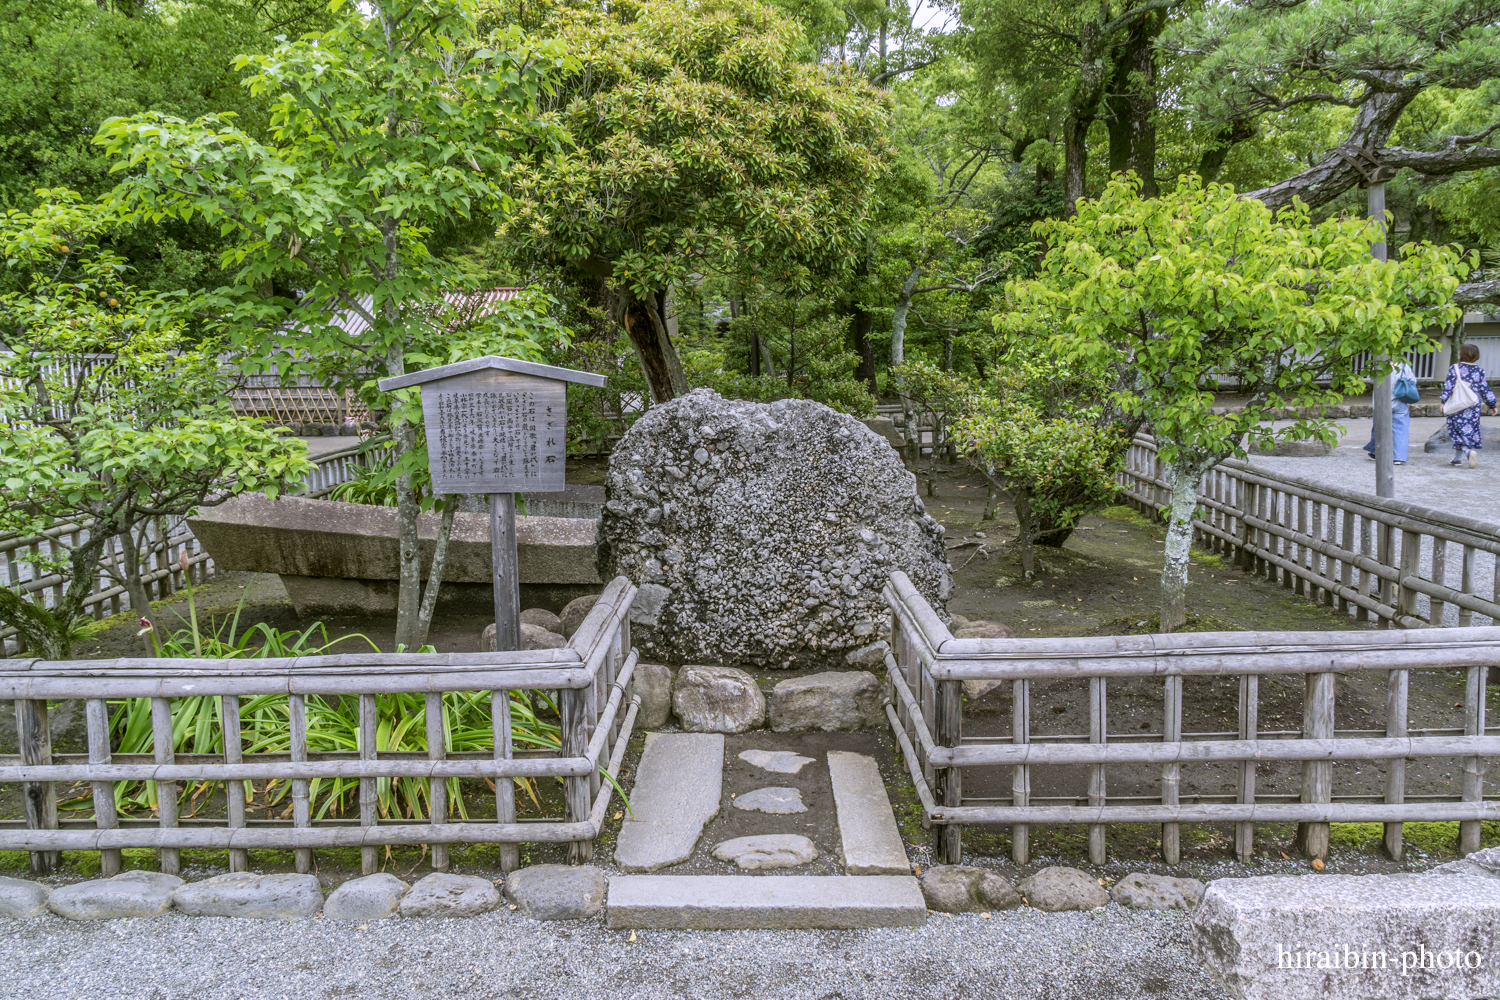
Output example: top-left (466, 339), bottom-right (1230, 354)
top-left (738, 749), bottom-right (815, 775)
top-left (559, 593), bottom-right (601, 638)
top-left (948, 614), bottom-right (971, 631)
top-left (520, 608), bottom-right (564, 635)
top-left (768, 671), bottom-right (883, 732)
top-left (1109, 872), bottom-right (1204, 910)
top-left (920, 866), bottom-right (1023, 913)
top-left (1430, 845), bottom-right (1500, 879)
top-left (49, 871), bottom-right (183, 919)
top-left (503, 865), bottom-right (606, 921)
top-left (843, 642), bottom-right (889, 669)
top-left (628, 582), bottom-right (672, 628)
top-left (400, 873), bottom-right (502, 917)
top-left (712, 834), bottom-right (819, 870)
top-left (521, 622), bottom-right (567, 650)
top-left (631, 663), bottom-right (674, 729)
top-left (1016, 867), bottom-right (1110, 911)
top-left (732, 786), bottom-right (807, 814)
top-left (323, 873), bottom-right (409, 920)
top-left (0, 876), bottom-right (50, 918)
top-left (172, 873), bottom-right (323, 919)
top-left (673, 664), bottom-right (765, 733)
top-left (953, 621), bottom-right (1016, 640)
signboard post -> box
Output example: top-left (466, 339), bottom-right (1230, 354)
top-left (377, 356), bottom-right (607, 650)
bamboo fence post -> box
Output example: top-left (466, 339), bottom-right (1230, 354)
top-left (150, 697), bottom-right (179, 874)
top-left (491, 689), bottom-right (520, 873)
top-left (290, 694), bottom-right (313, 874)
top-left (1461, 666), bottom-right (1488, 855)
top-left (1234, 477), bottom-right (1251, 568)
top-left (1458, 545), bottom-right (1476, 627)
top-left (358, 693), bottom-right (377, 875)
top-left (1161, 675), bottom-right (1183, 865)
top-left (1376, 523), bottom-right (1396, 627)
top-left (561, 687), bottom-right (593, 864)
top-left (1298, 672), bottom-right (1334, 861)
top-left (16, 699), bottom-right (58, 874)
top-left (1356, 515), bottom-right (1372, 622)
top-left (1235, 675), bottom-right (1258, 862)
top-left (1011, 678), bottom-right (1030, 866)
top-left (1396, 529), bottom-right (1422, 625)
top-left (425, 692), bottom-right (449, 873)
top-left (586, 655), bottom-right (602, 802)
top-left (1294, 497), bottom-right (1308, 597)
top-left (1339, 509), bottom-right (1355, 616)
top-left (936, 678), bottom-right (963, 864)
top-left (1089, 676), bottom-right (1106, 865)
top-left (221, 694), bottom-right (247, 872)
top-left (1253, 483), bottom-right (1268, 577)
top-left (1430, 538), bottom-right (1448, 626)
top-left (1383, 666), bottom-right (1410, 860)
top-left (85, 698), bottom-right (121, 876)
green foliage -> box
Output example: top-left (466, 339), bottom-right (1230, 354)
top-left (721, 296), bottom-right (876, 415)
top-left (888, 360), bottom-right (976, 491)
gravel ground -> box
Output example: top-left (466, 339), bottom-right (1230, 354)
top-left (2, 906), bottom-right (1226, 1000)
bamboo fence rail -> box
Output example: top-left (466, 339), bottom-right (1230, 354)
top-left (2, 576), bottom-right (640, 877)
top-left (882, 571), bottom-right (1498, 868)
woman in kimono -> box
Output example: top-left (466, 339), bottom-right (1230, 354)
top-left (1442, 343), bottom-right (1499, 467)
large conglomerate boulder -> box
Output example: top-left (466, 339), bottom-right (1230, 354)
top-left (598, 390), bottom-right (951, 668)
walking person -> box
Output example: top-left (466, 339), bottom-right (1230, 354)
top-left (1364, 358), bottom-right (1417, 465)
top-left (1441, 344), bottom-right (1499, 467)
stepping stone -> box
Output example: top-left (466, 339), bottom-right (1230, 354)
top-left (614, 732), bottom-right (724, 872)
top-left (733, 786), bottom-right (807, 814)
top-left (738, 749), bottom-right (815, 775)
top-left (605, 875), bottom-right (926, 929)
top-left (827, 751), bottom-right (909, 875)
top-left (172, 873), bottom-right (323, 919)
top-left (712, 834), bottom-right (819, 870)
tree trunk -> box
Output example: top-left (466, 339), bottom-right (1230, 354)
top-left (852, 306), bottom-right (876, 392)
top-left (1063, 114), bottom-right (1092, 216)
top-left (1159, 462), bottom-right (1201, 633)
top-left (891, 266), bottom-right (920, 367)
top-left (410, 500), bottom-right (456, 651)
top-left (389, 342), bottom-right (423, 653)
top-left (1104, 13), bottom-right (1162, 197)
top-left (121, 527), bottom-right (156, 656)
top-left (1015, 492), bottom-right (1037, 579)
top-left (621, 288), bottom-right (688, 404)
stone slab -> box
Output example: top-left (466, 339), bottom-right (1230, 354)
top-left (1190, 873), bottom-right (1500, 1000)
top-left (613, 732), bottom-right (724, 873)
top-left (827, 750), bottom-right (909, 875)
top-left (172, 873), bottom-right (323, 919)
top-left (711, 835), bottom-right (819, 870)
top-left (738, 749), bottom-right (815, 774)
top-left (732, 786), bottom-right (806, 814)
top-left (604, 875), bottom-right (926, 930)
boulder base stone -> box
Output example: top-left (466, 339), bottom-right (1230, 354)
top-left (1190, 873), bottom-right (1500, 1000)
top-left (1431, 845), bottom-right (1500, 880)
top-left (712, 834), bottom-right (819, 870)
top-left (519, 607), bottom-right (563, 634)
top-left (768, 670), bottom-right (883, 731)
top-left (323, 873), bottom-right (409, 920)
top-left (953, 620), bottom-right (1015, 640)
top-left (733, 786), bottom-right (806, 814)
top-left (172, 873), bottom-right (323, 919)
top-left (597, 390), bottom-right (951, 668)
top-left (560, 594), bottom-right (600, 638)
top-left (673, 665), bottom-right (765, 733)
top-left (49, 871), bottom-right (182, 919)
top-left (399, 873), bottom-right (502, 917)
top-left (503, 865), bottom-right (606, 921)
top-left (631, 663), bottom-right (674, 730)
top-left (844, 641), bottom-right (889, 668)
top-left (0, 876), bottom-right (50, 918)
top-left (1425, 424), bottom-right (1500, 453)
top-left (1016, 867), bottom-right (1109, 912)
top-left (920, 866), bottom-right (1023, 913)
top-left (1110, 872), bottom-right (1204, 910)
top-left (484, 621), bottom-right (569, 651)
top-left (738, 749), bottom-right (814, 775)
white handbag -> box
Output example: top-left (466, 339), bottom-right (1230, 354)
top-left (1442, 365), bottom-right (1479, 415)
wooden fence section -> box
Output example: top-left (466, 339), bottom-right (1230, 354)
top-left (0, 441), bottom-right (381, 654)
top-left (882, 571), bottom-right (1499, 867)
top-left (1121, 436), bottom-right (1500, 630)
top-left (1, 577), bottom-right (641, 877)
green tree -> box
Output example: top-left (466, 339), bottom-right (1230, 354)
top-left (1001, 176), bottom-right (1467, 631)
top-left (497, 0), bottom-right (892, 404)
top-left (97, 0), bottom-right (571, 649)
top-left (0, 192), bottom-right (312, 658)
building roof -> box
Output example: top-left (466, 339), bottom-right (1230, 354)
top-left (377, 355), bottom-right (607, 391)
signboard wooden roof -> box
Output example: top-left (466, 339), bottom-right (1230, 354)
top-left (376, 355), bottom-right (606, 391)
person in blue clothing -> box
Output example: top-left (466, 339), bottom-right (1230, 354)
top-left (1441, 343), bottom-right (1499, 467)
top-left (1363, 359), bottom-right (1416, 465)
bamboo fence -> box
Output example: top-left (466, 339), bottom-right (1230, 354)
top-left (2, 577), bottom-right (640, 877)
top-left (882, 571), bottom-right (1498, 868)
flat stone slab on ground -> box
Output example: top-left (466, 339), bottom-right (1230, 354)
top-left (1191, 873), bottom-right (1500, 1000)
top-left (0, 876), bottom-right (50, 918)
top-left (173, 873), bottom-right (323, 919)
top-left (920, 866), bottom-right (1022, 913)
top-left (605, 875), bottom-right (926, 929)
top-left (399, 873), bottom-right (502, 918)
top-left (1110, 872), bottom-right (1204, 910)
top-left (738, 748), bottom-right (815, 774)
top-left (49, 871), bottom-right (182, 920)
top-left (503, 865), bottom-right (606, 921)
top-left (732, 786), bottom-right (807, 814)
top-left (614, 732), bottom-right (725, 872)
top-left (768, 671), bottom-right (883, 731)
top-left (323, 874), bottom-right (409, 920)
top-left (711, 835), bottom-right (819, 870)
top-left (1017, 867), bottom-right (1109, 912)
top-left (827, 750), bottom-right (910, 875)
